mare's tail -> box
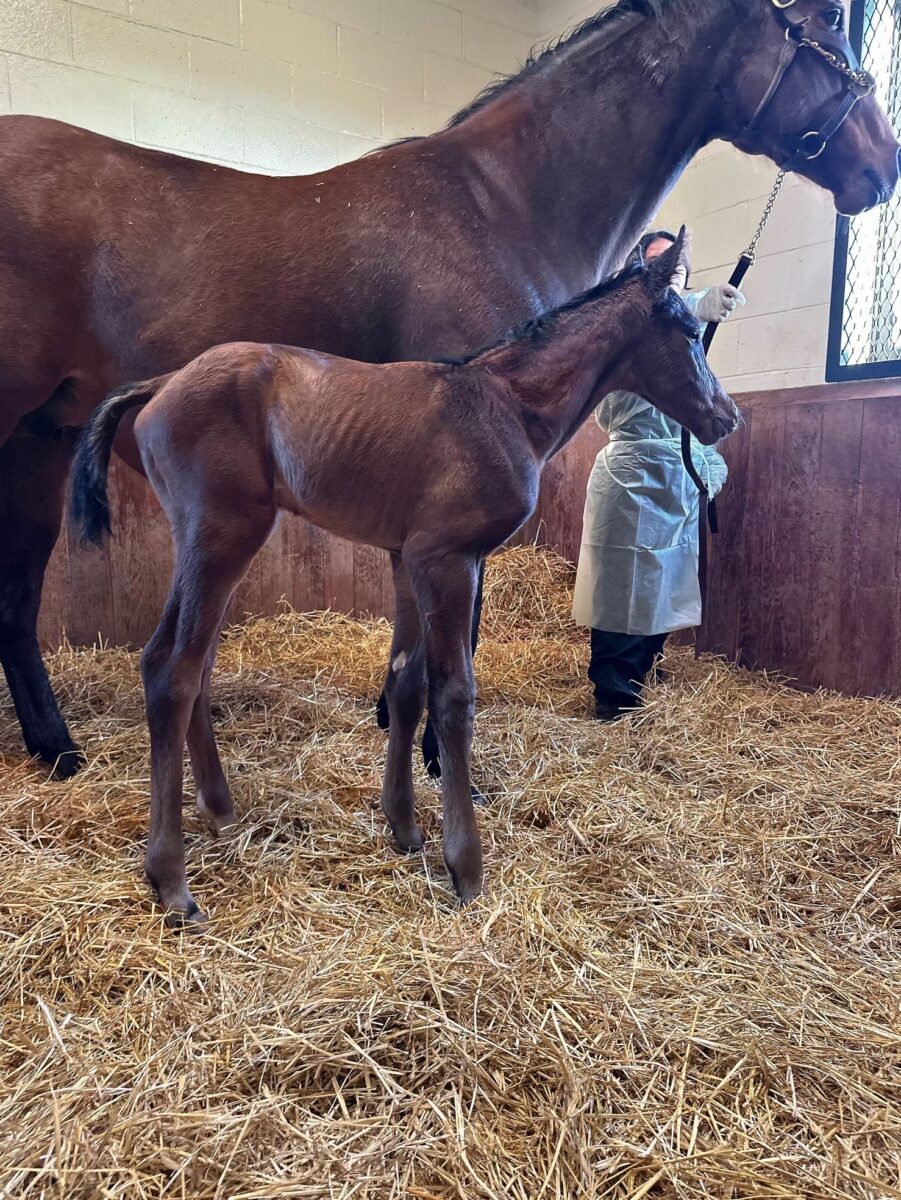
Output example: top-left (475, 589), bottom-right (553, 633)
top-left (70, 375), bottom-right (172, 545)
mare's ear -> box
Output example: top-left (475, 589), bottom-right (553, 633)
top-left (645, 225), bottom-right (687, 296)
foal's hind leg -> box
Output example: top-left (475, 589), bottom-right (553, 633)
top-left (0, 435), bottom-right (83, 777)
top-left (380, 555), bottom-right (426, 853)
top-left (420, 558), bottom-right (486, 805)
top-left (187, 621), bottom-right (235, 835)
top-left (142, 515), bottom-right (271, 926)
top-left (407, 549), bottom-right (483, 902)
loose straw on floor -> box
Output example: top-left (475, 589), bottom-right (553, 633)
top-left (1, 546), bottom-right (899, 1199)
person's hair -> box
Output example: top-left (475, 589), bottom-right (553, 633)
top-left (627, 229), bottom-right (691, 288)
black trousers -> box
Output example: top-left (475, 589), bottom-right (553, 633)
top-left (588, 628), bottom-right (668, 710)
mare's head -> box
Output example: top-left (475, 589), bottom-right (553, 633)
top-left (718, 0), bottom-right (899, 213)
top-left (615, 230), bottom-right (739, 445)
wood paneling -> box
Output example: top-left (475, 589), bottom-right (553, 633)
top-left (38, 380), bottom-right (900, 698)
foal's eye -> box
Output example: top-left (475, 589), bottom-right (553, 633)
top-left (823, 6), bottom-right (844, 32)
top-left (686, 328), bottom-right (701, 343)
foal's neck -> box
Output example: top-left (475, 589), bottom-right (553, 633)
top-left (445, 5), bottom-right (738, 290)
top-left (478, 292), bottom-right (639, 461)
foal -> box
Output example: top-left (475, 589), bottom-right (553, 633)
top-left (72, 232), bottom-right (738, 924)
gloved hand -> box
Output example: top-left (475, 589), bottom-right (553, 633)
top-left (690, 283), bottom-right (747, 324)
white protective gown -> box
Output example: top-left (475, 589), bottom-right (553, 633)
top-left (572, 390), bottom-right (729, 636)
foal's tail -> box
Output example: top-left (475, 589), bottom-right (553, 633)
top-left (70, 375), bottom-right (171, 546)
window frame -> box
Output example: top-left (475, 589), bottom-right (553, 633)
top-left (825, 0), bottom-right (901, 383)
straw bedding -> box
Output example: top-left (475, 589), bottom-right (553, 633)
top-left (1, 546), bottom-right (899, 1200)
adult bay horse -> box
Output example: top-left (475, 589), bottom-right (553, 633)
top-left (71, 235), bottom-right (739, 922)
top-left (1, 0), bottom-right (898, 777)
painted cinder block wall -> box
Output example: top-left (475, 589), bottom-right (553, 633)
top-left (0, 0), bottom-right (541, 172)
top-left (542, 0), bottom-right (842, 394)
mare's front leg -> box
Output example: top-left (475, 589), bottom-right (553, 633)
top-left (408, 550), bottom-right (482, 902)
top-left (380, 555), bottom-right (426, 853)
top-left (0, 436), bottom-right (83, 777)
top-left (142, 515), bottom-right (270, 926)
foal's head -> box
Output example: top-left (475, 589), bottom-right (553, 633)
top-left (618, 231), bottom-right (739, 446)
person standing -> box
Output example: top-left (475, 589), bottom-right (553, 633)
top-left (572, 230), bottom-right (744, 720)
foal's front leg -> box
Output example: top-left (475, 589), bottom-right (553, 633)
top-left (409, 551), bottom-right (483, 902)
top-left (380, 555), bottom-right (426, 853)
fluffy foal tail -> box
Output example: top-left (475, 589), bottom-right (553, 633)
top-left (71, 375), bottom-right (171, 546)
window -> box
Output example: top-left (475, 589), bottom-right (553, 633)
top-left (826, 0), bottom-right (901, 382)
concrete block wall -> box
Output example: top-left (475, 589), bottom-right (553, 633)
top-left (541, 1), bottom-right (841, 393)
top-left (0, 0), bottom-right (541, 173)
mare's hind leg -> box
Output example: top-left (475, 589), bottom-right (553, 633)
top-left (142, 515), bottom-right (272, 926)
top-left (380, 555), bottom-right (426, 853)
top-left (407, 549), bottom-right (483, 902)
top-left (0, 435), bottom-right (83, 777)
top-left (187, 621), bottom-right (235, 835)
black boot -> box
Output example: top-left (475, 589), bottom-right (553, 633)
top-left (588, 629), bottom-right (667, 718)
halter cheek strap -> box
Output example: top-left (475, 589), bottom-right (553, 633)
top-left (743, 0), bottom-right (876, 172)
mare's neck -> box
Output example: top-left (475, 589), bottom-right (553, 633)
top-left (445, 6), bottom-right (736, 293)
top-left (479, 292), bottom-right (639, 461)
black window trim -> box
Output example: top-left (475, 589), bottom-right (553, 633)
top-left (825, 0), bottom-right (901, 383)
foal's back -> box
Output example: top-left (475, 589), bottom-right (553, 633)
top-left (135, 343), bottom-right (535, 556)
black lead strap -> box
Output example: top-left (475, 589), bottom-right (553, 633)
top-left (680, 251), bottom-right (754, 539)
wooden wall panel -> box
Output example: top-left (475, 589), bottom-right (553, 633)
top-left (696, 385), bottom-right (897, 698)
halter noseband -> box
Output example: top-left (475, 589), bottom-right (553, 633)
top-left (745, 0), bottom-right (876, 172)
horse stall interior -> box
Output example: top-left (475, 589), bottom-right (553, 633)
top-left (2, 2), bottom-right (901, 1198)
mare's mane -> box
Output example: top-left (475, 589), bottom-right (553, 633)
top-left (371, 0), bottom-right (709, 155)
top-left (438, 260), bottom-right (647, 366)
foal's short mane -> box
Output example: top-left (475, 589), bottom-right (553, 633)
top-left (438, 260), bottom-right (646, 367)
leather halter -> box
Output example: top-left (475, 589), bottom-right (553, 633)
top-left (745, 0), bottom-right (876, 172)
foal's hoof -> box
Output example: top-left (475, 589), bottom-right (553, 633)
top-left (40, 741), bottom-right (86, 780)
top-left (164, 903), bottom-right (208, 931)
top-left (447, 864), bottom-right (484, 905)
top-left (393, 823), bottom-right (424, 854)
top-left (196, 792), bottom-right (237, 837)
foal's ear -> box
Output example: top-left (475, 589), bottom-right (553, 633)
top-left (645, 226), bottom-right (687, 296)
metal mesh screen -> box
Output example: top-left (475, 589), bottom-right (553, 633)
top-left (834, 0), bottom-right (901, 373)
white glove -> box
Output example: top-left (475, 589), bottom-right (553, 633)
top-left (690, 283), bottom-right (747, 324)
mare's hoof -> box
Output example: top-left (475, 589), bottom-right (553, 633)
top-left (375, 692), bottom-right (390, 730)
top-left (421, 723), bottom-right (441, 778)
top-left (39, 741), bottom-right (86, 780)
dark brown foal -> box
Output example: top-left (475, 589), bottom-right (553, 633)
top-left (72, 233), bottom-right (738, 924)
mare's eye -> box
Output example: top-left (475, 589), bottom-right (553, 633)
top-left (824, 7), bottom-right (844, 32)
